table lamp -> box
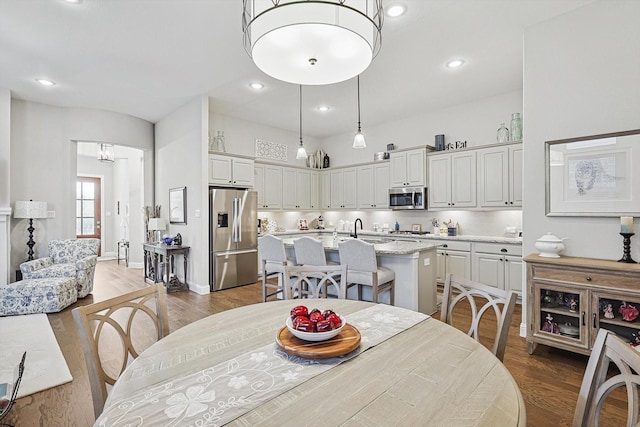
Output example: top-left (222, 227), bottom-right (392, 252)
top-left (14, 200), bottom-right (48, 261)
top-left (148, 218), bottom-right (166, 244)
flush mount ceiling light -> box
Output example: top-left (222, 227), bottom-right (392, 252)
top-left (296, 85), bottom-right (308, 160)
top-left (35, 78), bottom-right (56, 86)
top-left (446, 59), bottom-right (465, 69)
top-left (97, 143), bottom-right (115, 162)
top-left (317, 105), bottom-right (331, 112)
top-left (242, 0), bottom-right (383, 85)
top-left (353, 75), bottom-right (366, 149)
top-left (386, 3), bottom-right (407, 17)
top-left (249, 82), bottom-right (264, 89)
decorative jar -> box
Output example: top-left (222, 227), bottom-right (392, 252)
top-left (215, 130), bottom-right (226, 152)
top-left (535, 232), bottom-right (566, 258)
top-left (497, 123), bottom-right (509, 143)
top-left (510, 113), bottom-right (522, 141)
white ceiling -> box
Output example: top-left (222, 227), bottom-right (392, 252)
top-left (0, 0), bottom-right (594, 139)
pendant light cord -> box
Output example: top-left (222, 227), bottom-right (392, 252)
top-left (356, 75), bottom-right (362, 132)
top-left (299, 85), bottom-right (303, 144)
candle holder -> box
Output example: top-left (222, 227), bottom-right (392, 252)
top-left (618, 233), bottom-right (637, 263)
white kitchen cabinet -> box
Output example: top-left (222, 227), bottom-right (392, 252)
top-left (330, 167), bottom-right (357, 209)
top-left (309, 171), bottom-right (319, 210)
top-left (472, 242), bottom-right (523, 295)
top-left (428, 151), bottom-right (476, 209)
top-left (320, 171), bottom-right (331, 209)
top-left (390, 148), bottom-right (426, 188)
top-left (209, 154), bottom-right (254, 187)
top-left (434, 241), bottom-right (471, 284)
top-left (477, 143), bottom-right (523, 208)
top-left (254, 164), bottom-right (282, 209)
top-left (357, 162), bottom-right (389, 209)
top-left (282, 168), bottom-right (313, 210)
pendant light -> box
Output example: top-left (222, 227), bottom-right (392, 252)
top-left (242, 0), bottom-right (383, 85)
top-left (296, 85), bottom-right (308, 160)
top-left (353, 75), bottom-right (366, 149)
top-left (97, 143), bottom-right (115, 162)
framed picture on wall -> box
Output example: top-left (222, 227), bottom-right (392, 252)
top-left (411, 224), bottom-right (422, 233)
top-left (169, 187), bottom-right (187, 224)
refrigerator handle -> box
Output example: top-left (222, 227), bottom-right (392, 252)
top-left (232, 197), bottom-right (240, 243)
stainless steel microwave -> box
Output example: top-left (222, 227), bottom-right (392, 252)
top-left (389, 187), bottom-right (427, 210)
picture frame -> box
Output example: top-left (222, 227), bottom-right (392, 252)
top-left (546, 129), bottom-right (640, 216)
top-left (169, 187), bottom-right (187, 224)
top-left (411, 223), bottom-right (422, 233)
top-left (297, 219), bottom-right (308, 230)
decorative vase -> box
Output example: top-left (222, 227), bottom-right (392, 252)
top-left (497, 123), bottom-right (509, 143)
top-left (510, 113), bottom-right (522, 141)
top-left (216, 130), bottom-right (226, 152)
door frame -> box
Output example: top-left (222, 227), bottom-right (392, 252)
top-left (77, 174), bottom-right (105, 256)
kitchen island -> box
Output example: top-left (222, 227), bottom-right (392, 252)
top-left (281, 237), bottom-right (438, 315)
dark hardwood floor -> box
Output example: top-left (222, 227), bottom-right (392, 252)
top-left (4, 260), bottom-right (629, 426)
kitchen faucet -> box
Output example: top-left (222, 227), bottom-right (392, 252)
top-left (351, 218), bottom-right (363, 239)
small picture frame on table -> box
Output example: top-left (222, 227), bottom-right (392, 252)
top-left (297, 219), bottom-right (308, 230)
top-left (411, 224), bottom-right (422, 233)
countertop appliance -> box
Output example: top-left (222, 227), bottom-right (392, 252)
top-left (389, 187), bottom-right (427, 210)
top-left (209, 187), bottom-right (258, 291)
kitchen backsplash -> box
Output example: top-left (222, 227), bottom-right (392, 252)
top-left (258, 209), bottom-right (522, 238)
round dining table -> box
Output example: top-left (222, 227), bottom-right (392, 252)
top-left (96, 299), bottom-right (526, 426)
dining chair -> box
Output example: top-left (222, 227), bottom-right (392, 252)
top-left (338, 239), bottom-right (395, 305)
top-left (573, 328), bottom-right (640, 427)
top-left (71, 284), bottom-right (170, 419)
top-left (258, 234), bottom-right (294, 301)
top-left (440, 273), bottom-right (517, 362)
top-left (284, 264), bottom-right (348, 299)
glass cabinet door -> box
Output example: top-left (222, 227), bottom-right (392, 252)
top-left (591, 291), bottom-right (640, 348)
top-left (533, 283), bottom-right (589, 350)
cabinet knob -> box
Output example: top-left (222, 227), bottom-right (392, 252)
top-left (505, 202), bottom-right (508, 205)
top-left (442, 244), bottom-right (448, 248)
top-left (510, 201), bottom-right (514, 204)
top-left (586, 276), bottom-right (592, 281)
top-left (500, 248), bottom-right (507, 253)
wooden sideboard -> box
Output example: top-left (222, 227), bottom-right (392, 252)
top-left (525, 254), bottom-right (640, 355)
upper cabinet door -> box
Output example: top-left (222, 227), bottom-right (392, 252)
top-left (509, 145), bottom-right (523, 207)
top-left (231, 158), bottom-right (255, 187)
top-left (450, 151), bottom-right (476, 208)
top-left (478, 147), bottom-right (509, 207)
top-left (428, 155), bottom-right (452, 208)
top-left (406, 149), bottom-right (426, 187)
top-left (209, 154), bottom-right (233, 186)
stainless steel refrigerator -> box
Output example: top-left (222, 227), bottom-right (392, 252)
top-left (209, 187), bottom-right (258, 291)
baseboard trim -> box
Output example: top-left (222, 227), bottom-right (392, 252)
top-left (519, 322), bottom-right (527, 338)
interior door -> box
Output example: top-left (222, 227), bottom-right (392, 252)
top-left (76, 176), bottom-right (101, 255)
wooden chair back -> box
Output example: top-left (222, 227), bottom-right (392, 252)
top-left (284, 264), bottom-right (348, 299)
top-left (72, 284), bottom-right (169, 419)
top-left (573, 328), bottom-right (640, 427)
top-left (440, 273), bottom-right (517, 362)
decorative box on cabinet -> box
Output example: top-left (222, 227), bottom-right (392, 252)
top-left (209, 154), bottom-right (254, 187)
top-left (525, 254), bottom-right (640, 356)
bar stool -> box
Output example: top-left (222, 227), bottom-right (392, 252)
top-left (258, 235), bottom-right (294, 301)
top-left (338, 239), bottom-right (395, 305)
top-left (294, 236), bottom-right (338, 298)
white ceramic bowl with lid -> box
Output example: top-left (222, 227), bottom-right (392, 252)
top-left (535, 232), bottom-right (566, 258)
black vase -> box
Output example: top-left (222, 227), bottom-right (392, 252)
top-left (323, 154), bottom-right (330, 168)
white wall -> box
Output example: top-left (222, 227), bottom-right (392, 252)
top-left (155, 96), bottom-right (208, 293)
top-left (0, 88), bottom-right (10, 207)
top-left (9, 100), bottom-right (154, 275)
top-left (523, 0), bottom-right (640, 260)
top-left (320, 90), bottom-right (523, 167)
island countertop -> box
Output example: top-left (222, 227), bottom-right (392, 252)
top-left (281, 236), bottom-right (439, 255)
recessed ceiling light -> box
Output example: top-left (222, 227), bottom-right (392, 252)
top-left (35, 79), bottom-right (56, 86)
top-left (249, 82), bottom-right (264, 89)
top-left (446, 59), bottom-right (465, 69)
top-left (317, 105), bottom-right (331, 112)
top-left (64, 0), bottom-right (83, 3)
top-left (386, 4), bottom-right (407, 17)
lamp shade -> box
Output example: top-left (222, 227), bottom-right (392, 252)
top-left (243, 0), bottom-right (383, 85)
top-left (14, 201), bottom-right (48, 219)
top-left (147, 218), bottom-right (166, 231)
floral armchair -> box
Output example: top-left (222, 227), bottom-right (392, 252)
top-left (20, 238), bottom-right (100, 298)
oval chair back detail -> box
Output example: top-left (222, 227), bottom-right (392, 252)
top-left (338, 239), bottom-right (395, 305)
top-left (71, 284), bottom-right (169, 419)
top-left (284, 264), bottom-right (348, 299)
top-left (440, 274), bottom-right (517, 362)
top-left (258, 235), bottom-right (293, 301)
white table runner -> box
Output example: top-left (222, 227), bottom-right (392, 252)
top-left (96, 304), bottom-right (428, 427)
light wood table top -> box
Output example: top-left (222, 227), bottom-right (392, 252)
top-left (98, 300), bottom-right (526, 426)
